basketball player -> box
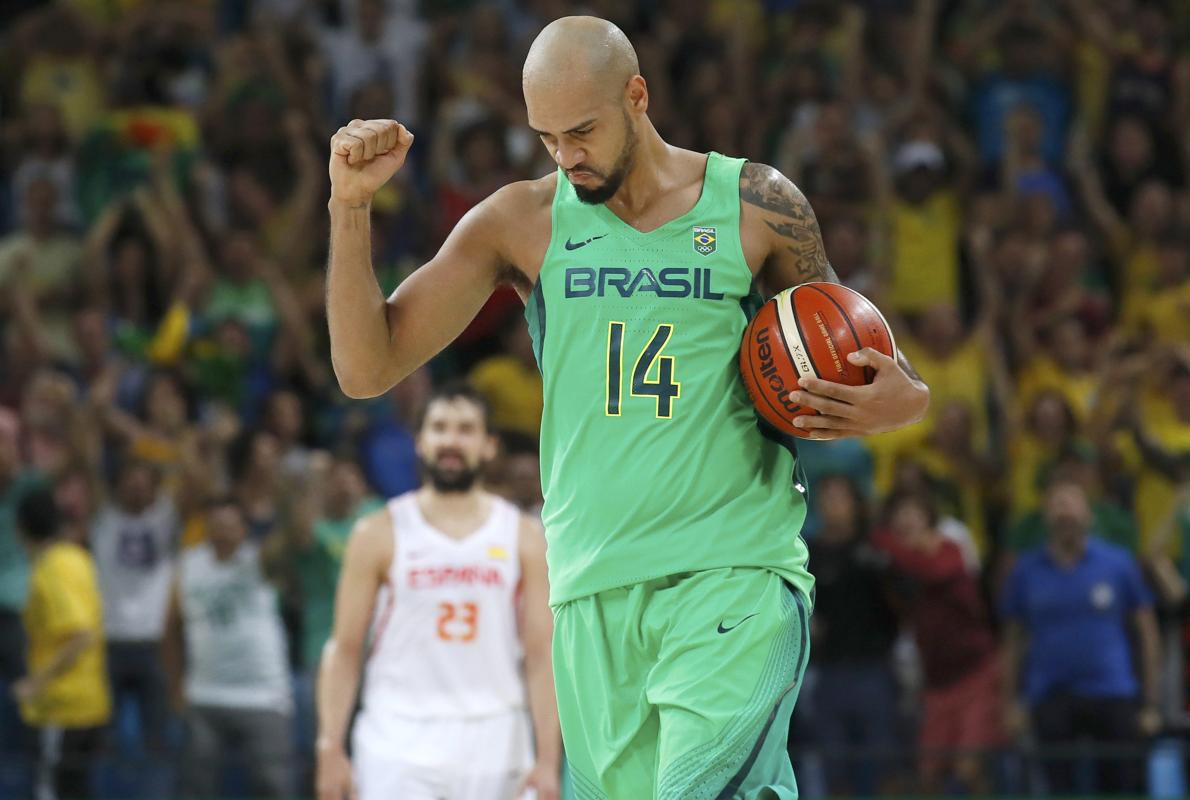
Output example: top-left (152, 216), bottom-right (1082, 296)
top-left (315, 385), bottom-right (560, 800)
top-left (325, 16), bottom-right (929, 797)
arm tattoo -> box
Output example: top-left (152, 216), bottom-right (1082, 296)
top-left (741, 163), bottom-right (923, 380)
top-left (740, 162), bottom-right (837, 283)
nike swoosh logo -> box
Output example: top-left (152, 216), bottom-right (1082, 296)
top-left (564, 234), bottom-right (607, 251)
top-left (717, 613), bottom-right (758, 634)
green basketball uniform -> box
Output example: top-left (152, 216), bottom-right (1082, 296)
top-left (554, 568), bottom-right (810, 799)
top-left (525, 153), bottom-right (814, 797)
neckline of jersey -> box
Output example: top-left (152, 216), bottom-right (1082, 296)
top-left (407, 493), bottom-right (497, 548)
top-left (589, 151), bottom-right (718, 236)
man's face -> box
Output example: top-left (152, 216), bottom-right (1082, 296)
top-left (117, 464), bottom-right (157, 512)
top-left (207, 504), bottom-right (247, 557)
top-left (525, 82), bottom-right (639, 205)
top-left (890, 499), bottom-right (931, 539)
top-left (267, 392), bottom-right (303, 441)
top-left (504, 452), bottom-right (542, 512)
top-left (817, 478), bottom-right (858, 533)
top-left (327, 461), bottom-right (367, 513)
top-left (1044, 483), bottom-right (1092, 543)
top-left (416, 399), bottom-right (496, 493)
top-left (74, 308), bottom-right (110, 363)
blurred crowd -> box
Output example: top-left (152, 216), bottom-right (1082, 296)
top-left (0, 0), bottom-right (1187, 798)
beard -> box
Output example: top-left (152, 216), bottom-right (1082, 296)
top-left (570, 118), bottom-right (637, 205)
top-left (419, 454), bottom-right (481, 493)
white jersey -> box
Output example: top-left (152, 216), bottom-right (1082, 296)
top-left (178, 541), bottom-right (292, 712)
top-left (360, 492), bottom-right (526, 720)
top-left (91, 496), bottom-right (179, 642)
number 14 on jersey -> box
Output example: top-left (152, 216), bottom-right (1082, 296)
top-left (606, 322), bottom-right (681, 419)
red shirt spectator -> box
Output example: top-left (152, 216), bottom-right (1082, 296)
top-left (871, 490), bottom-right (1001, 796)
top-left (870, 525), bottom-right (996, 689)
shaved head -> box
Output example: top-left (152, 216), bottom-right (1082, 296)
top-left (523, 16), bottom-right (646, 204)
top-left (523, 16), bottom-right (639, 99)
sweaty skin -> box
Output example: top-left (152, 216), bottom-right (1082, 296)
top-left (325, 15), bottom-right (929, 436)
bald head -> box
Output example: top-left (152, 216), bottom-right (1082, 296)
top-left (523, 16), bottom-right (639, 98)
top-left (524, 17), bottom-right (648, 204)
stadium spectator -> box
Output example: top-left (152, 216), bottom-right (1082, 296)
top-left (489, 431), bottom-right (545, 518)
top-left (0, 408), bottom-right (45, 745)
top-left (163, 497), bottom-right (294, 800)
top-left (1001, 476), bottom-right (1161, 795)
top-left (262, 389), bottom-right (313, 481)
top-left (316, 0), bottom-right (427, 126)
top-left (801, 475), bottom-right (902, 797)
top-left (871, 490), bottom-right (1001, 796)
top-left (0, 177), bottom-right (81, 363)
top-left (90, 458), bottom-right (179, 752)
top-left (16, 485), bottom-right (110, 800)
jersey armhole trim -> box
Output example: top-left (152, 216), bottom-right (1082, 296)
top-left (537, 171), bottom-right (566, 288)
top-left (725, 156), bottom-right (752, 286)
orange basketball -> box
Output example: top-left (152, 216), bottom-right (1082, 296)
top-left (738, 282), bottom-right (897, 438)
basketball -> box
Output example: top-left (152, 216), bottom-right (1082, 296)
top-left (739, 282), bottom-right (897, 437)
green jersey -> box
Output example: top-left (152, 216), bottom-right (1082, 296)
top-left (525, 152), bottom-right (814, 605)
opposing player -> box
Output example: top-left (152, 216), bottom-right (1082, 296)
top-left (315, 384), bottom-right (559, 800)
top-left (326, 16), bottom-right (929, 797)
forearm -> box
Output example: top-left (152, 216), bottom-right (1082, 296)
top-left (524, 650), bottom-right (562, 768)
top-left (316, 639), bottom-right (363, 750)
top-left (31, 632), bottom-right (92, 684)
top-left (326, 201), bottom-right (395, 397)
top-left (1136, 613), bottom-right (1162, 708)
top-left (1129, 426), bottom-right (1184, 480)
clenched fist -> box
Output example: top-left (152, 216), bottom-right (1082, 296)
top-left (329, 119), bottom-right (413, 207)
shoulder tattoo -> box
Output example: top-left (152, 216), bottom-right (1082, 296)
top-left (739, 161), bottom-right (834, 283)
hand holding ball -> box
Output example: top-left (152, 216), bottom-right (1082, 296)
top-left (739, 283), bottom-right (897, 438)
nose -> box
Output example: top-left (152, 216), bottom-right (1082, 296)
top-left (555, 144), bottom-right (585, 171)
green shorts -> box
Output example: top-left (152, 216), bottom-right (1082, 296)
top-left (552, 567), bottom-right (811, 799)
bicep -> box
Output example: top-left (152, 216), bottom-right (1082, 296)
top-left (382, 200), bottom-right (510, 382)
top-left (739, 162), bottom-right (838, 294)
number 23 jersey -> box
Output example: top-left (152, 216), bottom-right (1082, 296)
top-left (525, 152), bottom-right (814, 605)
top-left (360, 492), bottom-right (526, 720)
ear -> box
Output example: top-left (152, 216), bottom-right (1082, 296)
top-left (626, 75), bottom-right (648, 114)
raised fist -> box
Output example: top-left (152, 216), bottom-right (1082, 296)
top-left (328, 119), bottom-right (413, 207)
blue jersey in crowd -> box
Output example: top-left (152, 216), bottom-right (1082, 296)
top-left (1002, 537), bottom-right (1153, 706)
